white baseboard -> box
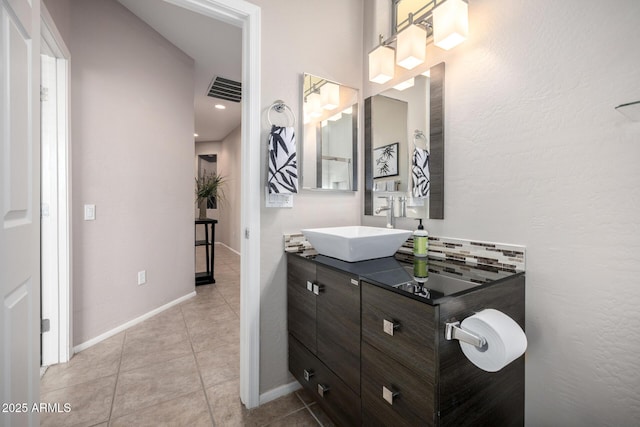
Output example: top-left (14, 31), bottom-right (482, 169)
top-left (73, 291), bottom-right (196, 353)
top-left (215, 241), bottom-right (241, 256)
top-left (259, 380), bottom-right (302, 406)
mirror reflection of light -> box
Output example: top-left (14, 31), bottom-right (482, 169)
top-left (343, 106), bottom-right (353, 115)
top-left (306, 92), bottom-right (323, 117)
top-left (321, 120), bottom-right (328, 128)
top-left (393, 77), bottom-right (415, 91)
top-left (328, 113), bottom-right (342, 122)
top-left (321, 82), bottom-right (340, 110)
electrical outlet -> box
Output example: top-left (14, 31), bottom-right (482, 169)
top-left (137, 270), bottom-right (146, 285)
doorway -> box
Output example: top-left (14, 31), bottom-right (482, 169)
top-left (40, 4), bottom-right (72, 368)
top-left (168, 0), bottom-right (262, 408)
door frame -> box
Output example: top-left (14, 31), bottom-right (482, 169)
top-left (40, 2), bottom-right (72, 366)
top-left (165, 0), bottom-right (262, 409)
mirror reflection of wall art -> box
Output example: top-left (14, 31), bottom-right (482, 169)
top-left (373, 142), bottom-right (399, 178)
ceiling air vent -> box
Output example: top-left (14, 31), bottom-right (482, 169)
top-left (207, 76), bottom-right (241, 103)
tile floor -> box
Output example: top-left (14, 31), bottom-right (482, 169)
top-left (40, 244), bottom-right (332, 426)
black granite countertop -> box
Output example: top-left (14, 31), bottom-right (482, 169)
top-left (288, 251), bottom-right (524, 305)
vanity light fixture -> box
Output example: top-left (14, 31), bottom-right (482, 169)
top-left (321, 82), bottom-right (340, 110)
top-left (328, 112), bottom-right (342, 122)
top-left (393, 77), bottom-right (415, 91)
top-left (368, 35), bottom-right (395, 84)
top-left (421, 69), bottom-right (431, 77)
top-left (343, 106), bottom-right (353, 115)
top-left (396, 14), bottom-right (427, 70)
top-left (368, 0), bottom-right (469, 83)
top-left (433, 0), bottom-right (468, 50)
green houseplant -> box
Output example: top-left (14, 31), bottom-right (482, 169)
top-left (195, 171), bottom-right (226, 219)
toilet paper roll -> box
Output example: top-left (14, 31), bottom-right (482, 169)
top-left (459, 309), bottom-right (527, 372)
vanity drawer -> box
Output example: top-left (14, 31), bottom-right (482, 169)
top-left (289, 334), bottom-right (361, 427)
top-left (362, 342), bottom-right (435, 426)
top-left (361, 281), bottom-right (438, 378)
top-left (316, 265), bottom-right (360, 393)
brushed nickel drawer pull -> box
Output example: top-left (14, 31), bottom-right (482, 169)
top-left (303, 369), bottom-right (314, 382)
top-left (350, 278), bottom-right (359, 286)
top-left (317, 383), bottom-right (330, 397)
top-left (383, 319), bottom-right (400, 336)
top-left (382, 386), bottom-right (400, 405)
top-left (313, 283), bottom-right (325, 295)
top-left (306, 281), bottom-right (314, 292)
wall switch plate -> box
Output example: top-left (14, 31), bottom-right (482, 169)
top-left (137, 270), bottom-right (146, 285)
top-left (84, 204), bottom-right (96, 220)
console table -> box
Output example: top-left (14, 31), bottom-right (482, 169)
top-left (195, 218), bottom-right (217, 285)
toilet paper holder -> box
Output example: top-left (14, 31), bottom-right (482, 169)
top-left (445, 321), bottom-right (487, 348)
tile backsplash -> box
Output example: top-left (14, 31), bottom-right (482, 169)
top-left (283, 233), bottom-right (316, 255)
top-left (284, 233), bottom-right (525, 272)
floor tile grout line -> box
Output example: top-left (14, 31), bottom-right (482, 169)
top-left (117, 342), bottom-right (194, 375)
top-left (40, 370), bottom-right (121, 395)
top-left (106, 333), bottom-right (127, 424)
top-left (181, 300), bottom-right (218, 426)
top-left (295, 392), bottom-right (324, 427)
top-left (260, 406), bottom-right (314, 427)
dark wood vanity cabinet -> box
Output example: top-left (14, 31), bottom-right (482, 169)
top-left (287, 254), bottom-right (525, 427)
top-left (287, 255), bottom-right (361, 426)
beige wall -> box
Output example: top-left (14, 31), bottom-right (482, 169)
top-left (217, 126), bottom-right (242, 252)
top-left (249, 0), bottom-right (364, 393)
top-left (364, 0), bottom-right (640, 424)
top-left (66, 0), bottom-right (195, 344)
top-left (195, 127), bottom-right (241, 253)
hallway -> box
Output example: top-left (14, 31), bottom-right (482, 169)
top-left (40, 245), bottom-right (330, 426)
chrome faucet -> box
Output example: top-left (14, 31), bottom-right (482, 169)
top-left (376, 196), bottom-right (396, 228)
top-left (398, 196), bottom-right (407, 218)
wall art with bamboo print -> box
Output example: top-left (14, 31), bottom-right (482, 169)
top-left (373, 142), bottom-right (399, 179)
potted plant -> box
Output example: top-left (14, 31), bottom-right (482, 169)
top-left (195, 171), bottom-right (226, 219)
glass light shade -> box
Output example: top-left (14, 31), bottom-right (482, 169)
top-left (433, 0), bottom-right (468, 50)
top-left (396, 23), bottom-right (427, 70)
top-left (321, 82), bottom-right (340, 110)
top-left (393, 78), bottom-right (415, 91)
top-left (368, 44), bottom-right (395, 84)
top-left (306, 92), bottom-right (322, 118)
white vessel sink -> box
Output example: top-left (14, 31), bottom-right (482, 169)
top-left (301, 226), bottom-right (412, 262)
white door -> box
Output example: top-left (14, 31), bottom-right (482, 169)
top-left (1, 0), bottom-right (41, 425)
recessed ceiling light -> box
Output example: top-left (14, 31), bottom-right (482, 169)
top-left (194, 133), bottom-right (199, 137)
top-left (214, 104), bottom-right (226, 110)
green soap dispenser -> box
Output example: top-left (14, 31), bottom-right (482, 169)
top-left (413, 219), bottom-right (428, 257)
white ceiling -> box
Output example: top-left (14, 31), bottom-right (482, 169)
top-left (118, 0), bottom-right (242, 142)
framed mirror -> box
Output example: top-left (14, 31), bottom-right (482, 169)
top-left (301, 73), bottom-right (358, 191)
top-left (364, 62), bottom-right (444, 219)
